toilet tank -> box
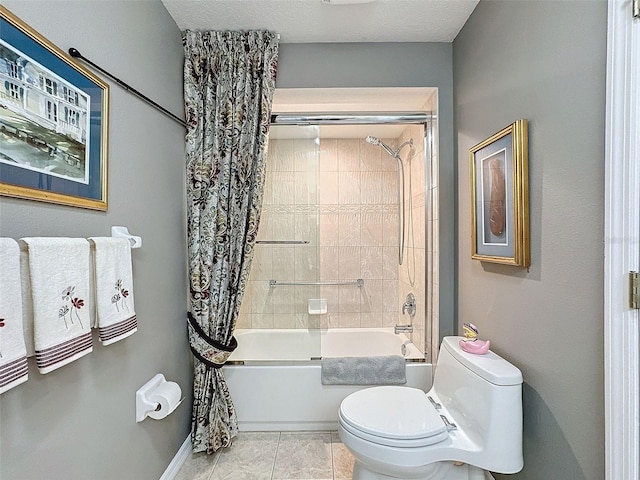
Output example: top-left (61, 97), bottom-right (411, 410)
top-left (431, 337), bottom-right (523, 474)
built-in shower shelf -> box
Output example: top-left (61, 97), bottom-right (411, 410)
top-left (269, 279), bottom-right (364, 288)
top-left (256, 240), bottom-right (310, 245)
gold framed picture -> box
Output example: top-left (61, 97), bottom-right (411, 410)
top-left (0, 6), bottom-right (109, 210)
top-left (470, 119), bottom-right (529, 267)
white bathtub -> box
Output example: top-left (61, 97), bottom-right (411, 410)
top-left (223, 328), bottom-right (432, 431)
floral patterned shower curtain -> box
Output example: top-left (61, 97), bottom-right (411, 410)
top-left (183, 30), bottom-right (278, 454)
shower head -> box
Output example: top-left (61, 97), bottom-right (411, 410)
top-left (365, 135), bottom-right (398, 159)
top-left (365, 135), bottom-right (381, 146)
top-left (365, 135), bottom-right (414, 161)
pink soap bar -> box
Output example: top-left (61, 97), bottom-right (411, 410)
top-left (459, 339), bottom-right (490, 355)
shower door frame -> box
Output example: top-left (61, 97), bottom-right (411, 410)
top-left (270, 112), bottom-right (436, 361)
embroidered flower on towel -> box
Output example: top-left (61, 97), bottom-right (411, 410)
top-left (62, 286), bottom-right (75, 301)
top-left (58, 286), bottom-right (85, 329)
top-left (58, 306), bottom-right (70, 328)
top-left (111, 279), bottom-right (130, 313)
top-left (0, 317), bottom-right (5, 358)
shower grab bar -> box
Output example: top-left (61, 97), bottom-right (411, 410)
top-left (269, 279), bottom-right (364, 288)
top-left (256, 240), bottom-right (310, 245)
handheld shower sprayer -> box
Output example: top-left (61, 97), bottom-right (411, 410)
top-left (365, 135), bottom-right (414, 265)
top-left (365, 135), bottom-right (413, 159)
top-left (365, 135), bottom-right (397, 158)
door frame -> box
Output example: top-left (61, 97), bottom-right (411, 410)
top-left (605, 1), bottom-right (640, 478)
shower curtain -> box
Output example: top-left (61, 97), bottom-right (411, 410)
top-left (183, 30), bottom-right (278, 453)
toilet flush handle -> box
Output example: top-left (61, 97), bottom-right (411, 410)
top-left (440, 415), bottom-right (457, 432)
top-left (427, 395), bottom-right (442, 410)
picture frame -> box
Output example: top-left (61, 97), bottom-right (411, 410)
top-left (0, 6), bottom-right (109, 211)
top-left (470, 119), bottom-right (530, 267)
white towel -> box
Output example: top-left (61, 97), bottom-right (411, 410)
top-left (89, 237), bottom-right (137, 345)
top-left (0, 239), bottom-right (28, 393)
top-left (21, 238), bottom-right (93, 374)
top-left (20, 248), bottom-right (35, 357)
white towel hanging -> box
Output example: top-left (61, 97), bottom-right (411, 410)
top-left (89, 237), bottom-right (137, 345)
top-left (0, 238), bottom-right (28, 393)
top-left (21, 238), bottom-right (93, 374)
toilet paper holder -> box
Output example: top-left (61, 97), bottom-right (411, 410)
top-left (136, 373), bottom-right (183, 422)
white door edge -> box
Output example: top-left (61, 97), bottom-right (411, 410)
top-left (605, 1), bottom-right (640, 479)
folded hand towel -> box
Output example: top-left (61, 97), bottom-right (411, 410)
top-left (20, 248), bottom-right (34, 357)
top-left (321, 355), bottom-right (407, 385)
top-left (21, 238), bottom-right (93, 374)
top-left (89, 237), bottom-right (137, 345)
top-left (0, 239), bottom-right (28, 393)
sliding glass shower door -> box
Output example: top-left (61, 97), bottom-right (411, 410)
top-left (239, 115), bottom-right (434, 362)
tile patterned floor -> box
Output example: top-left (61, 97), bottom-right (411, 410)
top-left (175, 431), bottom-right (355, 480)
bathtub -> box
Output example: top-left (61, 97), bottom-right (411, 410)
top-left (223, 328), bottom-right (433, 431)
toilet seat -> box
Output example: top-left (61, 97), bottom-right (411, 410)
top-left (339, 386), bottom-right (450, 448)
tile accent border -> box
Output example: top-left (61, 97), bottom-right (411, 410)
top-left (262, 204), bottom-right (398, 215)
top-left (159, 435), bottom-right (191, 480)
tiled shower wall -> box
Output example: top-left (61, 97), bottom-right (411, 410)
top-left (238, 126), bottom-right (435, 355)
top-left (316, 137), bottom-right (402, 329)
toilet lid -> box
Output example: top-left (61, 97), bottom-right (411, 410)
top-left (339, 386), bottom-right (449, 447)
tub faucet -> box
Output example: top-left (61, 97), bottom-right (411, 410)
top-left (394, 324), bottom-right (413, 334)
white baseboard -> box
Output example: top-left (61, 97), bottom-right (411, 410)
top-left (159, 435), bottom-right (191, 480)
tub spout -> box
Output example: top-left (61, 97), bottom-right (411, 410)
top-left (394, 324), bottom-right (413, 334)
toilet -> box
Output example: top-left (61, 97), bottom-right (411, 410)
top-left (338, 336), bottom-right (523, 480)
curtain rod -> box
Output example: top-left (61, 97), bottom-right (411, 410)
top-left (68, 48), bottom-right (187, 128)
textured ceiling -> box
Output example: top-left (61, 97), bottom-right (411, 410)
top-left (161, 0), bottom-right (479, 43)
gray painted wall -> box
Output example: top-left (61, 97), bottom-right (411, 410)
top-left (277, 42), bottom-right (457, 341)
top-left (453, 1), bottom-right (606, 479)
top-left (0, 2), bottom-right (190, 479)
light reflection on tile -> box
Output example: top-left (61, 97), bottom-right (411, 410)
top-left (272, 432), bottom-right (333, 480)
top-left (211, 432), bottom-right (280, 480)
top-left (331, 432), bottom-right (355, 480)
top-left (319, 139), bottom-right (338, 172)
top-left (174, 450), bottom-right (219, 480)
top-left (338, 171), bottom-right (360, 205)
top-left (337, 139), bottom-right (360, 172)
